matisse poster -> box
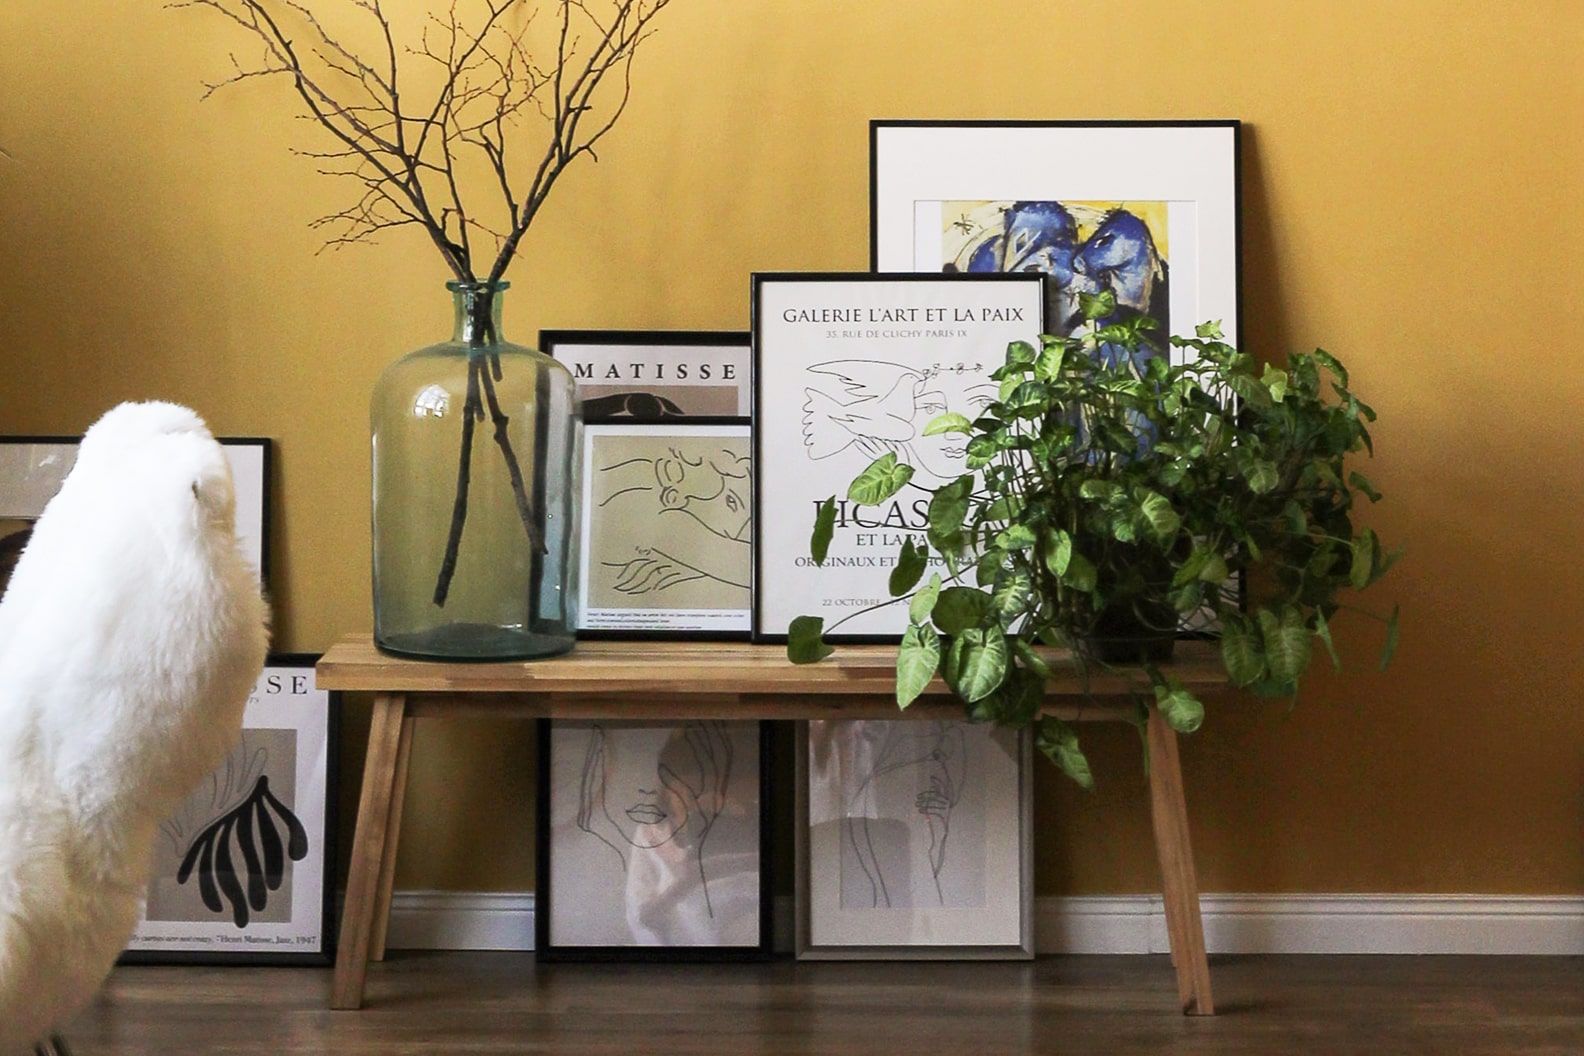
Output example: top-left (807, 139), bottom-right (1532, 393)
top-left (751, 273), bottom-right (1046, 641)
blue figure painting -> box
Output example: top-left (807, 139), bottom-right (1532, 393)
top-left (943, 199), bottom-right (1170, 368)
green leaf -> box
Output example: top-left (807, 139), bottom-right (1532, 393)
top-left (927, 475), bottom-right (972, 542)
top-left (1172, 547), bottom-right (1210, 589)
top-left (991, 567), bottom-right (1032, 620)
top-left (1037, 717), bottom-right (1093, 789)
top-left (1198, 552), bottom-right (1230, 585)
top-left (1012, 636), bottom-right (1054, 680)
top-left (944, 628), bottom-right (1009, 703)
top-left (1244, 458), bottom-right (1279, 494)
top-left (995, 524), bottom-right (1037, 551)
top-left (1079, 289), bottom-right (1117, 321)
top-left (933, 586), bottom-right (994, 634)
top-left (1349, 470), bottom-right (1382, 502)
top-left (923, 411), bottom-right (974, 437)
top-left (787, 615), bottom-right (833, 664)
top-left (1261, 363), bottom-right (1288, 402)
top-left (981, 495), bottom-right (1023, 522)
top-left (1154, 679), bottom-right (1205, 734)
top-left (1220, 617), bottom-right (1264, 686)
top-left (887, 538), bottom-right (927, 597)
top-left (1314, 609), bottom-right (1341, 671)
top-left (1043, 529), bottom-right (1073, 577)
top-left (896, 623), bottom-right (941, 708)
top-left (1079, 480), bottom-right (1123, 503)
top-left (974, 549), bottom-right (1002, 587)
top-left (848, 453), bottom-right (914, 505)
top-left (810, 496), bottom-right (837, 564)
top-left (909, 573), bottom-right (942, 624)
top-left (1004, 340), bottom-right (1038, 368)
top-left (972, 666), bottom-right (1042, 726)
top-left (1262, 607), bottom-right (1312, 684)
top-left (1062, 552), bottom-right (1097, 593)
top-left (965, 432), bottom-right (999, 469)
top-left (1195, 320), bottom-right (1224, 340)
top-left (1380, 603), bottom-right (1400, 671)
top-left (1350, 529), bottom-right (1378, 590)
top-left (1136, 490), bottom-right (1181, 543)
top-left (1311, 347), bottom-right (1348, 387)
top-left (1035, 342), bottom-right (1066, 381)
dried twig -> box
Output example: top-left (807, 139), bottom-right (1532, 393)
top-left (179, 0), bottom-right (673, 606)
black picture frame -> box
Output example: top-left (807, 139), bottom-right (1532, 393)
top-left (867, 118), bottom-right (1242, 344)
top-left (541, 329), bottom-right (752, 422)
top-left (868, 119), bottom-right (1245, 636)
top-left (119, 652), bottom-right (340, 967)
top-left (749, 271), bottom-right (1050, 644)
top-left (575, 415), bottom-right (754, 642)
top-left (0, 434), bottom-right (275, 593)
top-left (534, 718), bottom-right (774, 962)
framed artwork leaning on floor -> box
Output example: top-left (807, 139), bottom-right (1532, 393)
top-left (0, 435), bottom-right (272, 596)
top-left (122, 654), bottom-right (339, 966)
top-left (796, 718), bottom-right (1033, 960)
top-left (536, 719), bottom-right (772, 961)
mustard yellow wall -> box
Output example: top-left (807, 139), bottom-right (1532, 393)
top-left (2, 1), bottom-right (1580, 897)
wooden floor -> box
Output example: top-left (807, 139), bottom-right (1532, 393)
top-left (69, 952), bottom-right (1582, 1055)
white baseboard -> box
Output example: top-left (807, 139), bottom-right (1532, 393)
top-left (384, 890), bottom-right (1584, 956)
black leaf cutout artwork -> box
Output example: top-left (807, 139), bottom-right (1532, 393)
top-left (176, 775), bottom-right (309, 928)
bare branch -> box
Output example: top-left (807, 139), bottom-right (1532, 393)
top-left (179, 0), bottom-right (677, 608)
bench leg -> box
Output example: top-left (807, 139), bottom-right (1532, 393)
top-left (332, 692), bottom-right (409, 1010)
top-left (369, 715), bottom-right (416, 962)
top-left (1146, 706), bottom-right (1215, 1016)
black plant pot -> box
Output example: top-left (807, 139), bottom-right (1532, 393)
top-left (1088, 601), bottom-right (1178, 665)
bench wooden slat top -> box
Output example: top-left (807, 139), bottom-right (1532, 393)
top-left (315, 634), bottom-right (1226, 701)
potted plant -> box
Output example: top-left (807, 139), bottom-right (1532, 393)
top-left (788, 298), bottom-right (1399, 787)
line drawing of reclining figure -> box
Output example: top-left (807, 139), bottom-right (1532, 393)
top-left (595, 444), bottom-right (750, 596)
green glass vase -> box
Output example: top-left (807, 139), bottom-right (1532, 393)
top-left (371, 281), bottom-right (580, 660)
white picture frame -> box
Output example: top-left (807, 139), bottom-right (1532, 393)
top-left (796, 719), bottom-right (1034, 960)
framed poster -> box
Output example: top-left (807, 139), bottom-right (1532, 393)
top-left (542, 329), bottom-right (751, 420)
top-left (0, 435), bottom-right (272, 595)
top-left (796, 719), bottom-right (1033, 960)
top-left (536, 719), bottom-right (772, 961)
top-left (871, 120), bottom-right (1241, 355)
top-left (122, 654), bottom-right (338, 965)
top-left (578, 420), bottom-right (752, 639)
top-left (751, 272), bottom-right (1047, 642)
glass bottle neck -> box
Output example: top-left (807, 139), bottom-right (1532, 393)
top-left (450, 281), bottom-right (509, 345)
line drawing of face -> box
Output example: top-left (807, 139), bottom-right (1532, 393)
top-left (574, 722), bottom-right (735, 917)
top-left (897, 381), bottom-right (997, 485)
top-left (655, 447), bottom-right (751, 543)
top-left (600, 447), bottom-right (751, 544)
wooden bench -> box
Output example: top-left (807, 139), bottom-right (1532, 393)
top-left (316, 635), bottom-right (1222, 1015)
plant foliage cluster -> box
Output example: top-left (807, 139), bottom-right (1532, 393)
top-left (790, 298), bottom-right (1399, 787)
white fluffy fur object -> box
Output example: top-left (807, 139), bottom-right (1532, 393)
top-left (0, 402), bottom-right (268, 1053)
